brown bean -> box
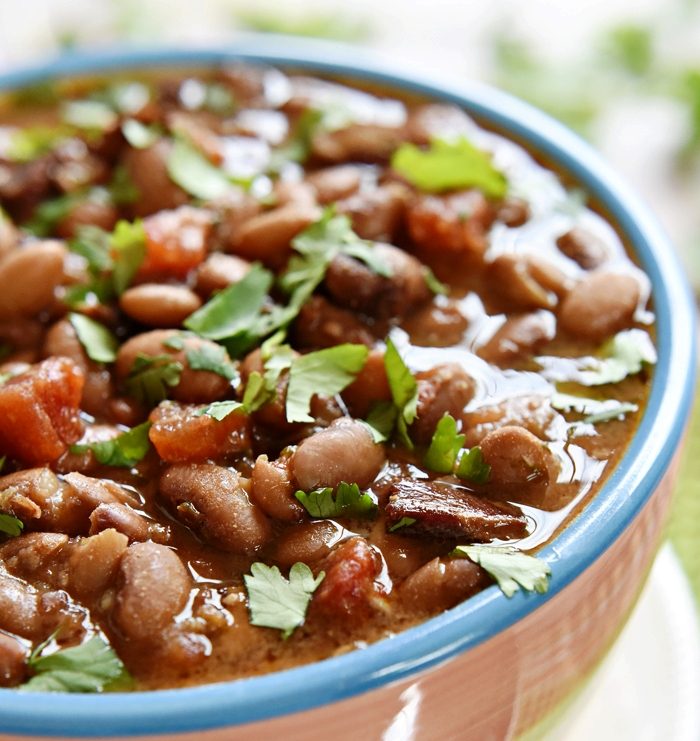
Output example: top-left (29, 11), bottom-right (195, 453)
top-left (336, 183), bottom-right (407, 242)
top-left (0, 241), bottom-right (66, 320)
top-left (293, 295), bottom-right (376, 350)
top-left (194, 253), bottom-right (251, 297)
top-left (115, 541), bottom-right (190, 642)
top-left (231, 203), bottom-right (321, 268)
top-left (312, 123), bottom-right (403, 163)
top-left (251, 455), bottom-right (305, 522)
top-left (487, 254), bottom-right (558, 311)
top-left (119, 284), bottom-right (202, 327)
top-left (67, 528), bottom-right (129, 598)
top-left (55, 198), bottom-right (118, 239)
top-left (291, 418), bottom-right (386, 491)
top-left (89, 503), bottom-right (170, 544)
top-left (557, 227), bottom-right (608, 270)
top-left (160, 464), bottom-right (271, 554)
top-left (402, 301), bottom-right (469, 348)
top-left (306, 165), bottom-right (362, 204)
top-left (558, 271), bottom-right (640, 341)
top-left (496, 197), bottom-right (530, 227)
top-left (273, 180), bottom-right (317, 208)
top-left (0, 573), bottom-right (41, 638)
top-left (273, 520), bottom-right (342, 569)
top-left (400, 557), bottom-right (487, 613)
top-left (341, 349), bottom-right (391, 418)
top-left (479, 425), bottom-right (551, 486)
top-left (478, 312), bottom-right (556, 365)
top-left (403, 104), bottom-right (475, 145)
top-left (0, 631), bottom-right (28, 687)
top-left (211, 190), bottom-right (262, 251)
top-left (0, 214), bottom-right (19, 260)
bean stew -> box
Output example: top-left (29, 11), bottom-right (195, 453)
top-left (0, 65), bottom-right (655, 691)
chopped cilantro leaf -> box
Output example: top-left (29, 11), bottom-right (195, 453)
top-left (70, 422), bottom-right (151, 468)
top-left (286, 344), bottom-right (369, 423)
top-left (125, 354), bottom-right (183, 406)
top-left (424, 414), bottom-right (465, 474)
top-left (551, 392), bottom-right (638, 424)
top-left (295, 482), bottom-right (378, 519)
top-left (363, 400), bottom-right (398, 443)
top-left (388, 516), bottom-right (416, 533)
top-left (62, 100), bottom-right (118, 131)
top-left (384, 338), bottom-right (418, 448)
top-left (21, 635), bottom-right (131, 693)
top-left (23, 192), bottom-right (82, 237)
top-left (68, 313), bottom-right (118, 364)
top-left (107, 165), bottom-right (140, 206)
top-left (167, 136), bottom-right (233, 200)
top-left (244, 562), bottom-right (325, 639)
top-left (196, 400), bottom-right (245, 421)
top-left (455, 447), bottom-right (491, 484)
top-left (391, 137), bottom-right (508, 198)
top-left (185, 344), bottom-right (238, 382)
top-left (424, 267), bottom-right (448, 295)
top-left (451, 544), bottom-right (551, 598)
top-left (0, 513), bottom-right (24, 538)
top-left (110, 219), bottom-right (147, 295)
top-left (69, 226), bottom-right (113, 274)
top-left (6, 125), bottom-right (68, 163)
top-left (121, 118), bottom-right (160, 149)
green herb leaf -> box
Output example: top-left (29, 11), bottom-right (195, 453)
top-left (286, 344), bottom-right (369, 423)
top-left (62, 100), bottom-right (118, 131)
top-left (384, 338), bottom-right (418, 448)
top-left (167, 136), bottom-right (233, 200)
top-left (125, 354), bottom-right (183, 406)
top-left (70, 422), bottom-right (152, 468)
top-left (107, 165), bottom-right (140, 206)
top-left (551, 392), bottom-right (638, 424)
top-left (110, 219), bottom-right (147, 295)
top-left (388, 516), bottom-right (416, 533)
top-left (69, 226), bottom-right (113, 274)
top-left (451, 544), bottom-right (551, 598)
top-left (185, 344), bottom-right (238, 382)
top-left (6, 126), bottom-right (68, 163)
top-left (21, 635), bottom-right (131, 693)
top-left (23, 192), bottom-right (81, 237)
top-left (424, 267), bottom-right (448, 296)
top-left (391, 137), bottom-right (508, 198)
top-left (424, 414), bottom-right (465, 474)
top-left (244, 562), bottom-right (325, 639)
top-left (68, 313), bottom-right (118, 364)
top-left (0, 513), bottom-right (24, 538)
top-left (196, 400), bottom-right (245, 421)
top-left (121, 118), bottom-right (160, 149)
top-left (455, 447), bottom-right (491, 484)
top-left (363, 400), bottom-right (398, 443)
top-left (295, 481), bottom-right (378, 519)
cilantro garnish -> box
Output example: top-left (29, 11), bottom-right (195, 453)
top-left (388, 516), bottom-right (416, 533)
top-left (68, 313), bottom-right (118, 364)
top-left (70, 422), bottom-right (152, 468)
top-left (424, 267), bottom-right (448, 296)
top-left (110, 219), bottom-right (147, 295)
top-left (294, 482), bottom-right (378, 519)
top-left (383, 338), bottom-right (419, 448)
top-left (391, 137), bottom-right (508, 198)
top-left (6, 125), bottom-right (68, 163)
top-left (121, 118), bottom-right (160, 149)
top-left (451, 544), bottom-right (551, 598)
top-left (286, 344), bottom-right (369, 423)
top-left (20, 635), bottom-right (131, 693)
top-left (424, 414), bottom-right (465, 473)
top-left (244, 562), bottom-right (325, 639)
top-left (185, 344), bottom-right (238, 382)
top-left (363, 400), bottom-right (398, 443)
top-left (551, 392), bottom-right (638, 425)
top-left (61, 100), bottom-right (118, 132)
top-left (454, 447), bottom-right (491, 484)
top-left (166, 136), bottom-right (233, 200)
top-left (196, 400), bottom-right (245, 421)
top-left (69, 225), bottom-right (113, 275)
top-left (0, 513), bottom-right (24, 538)
top-left (24, 192), bottom-right (82, 237)
top-left (125, 354), bottom-right (183, 406)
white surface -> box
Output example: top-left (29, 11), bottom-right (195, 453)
top-left (547, 545), bottom-right (700, 741)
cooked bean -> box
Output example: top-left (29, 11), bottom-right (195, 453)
top-left (251, 455), bottom-right (305, 522)
top-left (116, 330), bottom-right (231, 404)
top-left (0, 214), bottom-right (19, 259)
top-left (496, 197), bottom-right (530, 227)
top-left (312, 123), bottom-right (402, 163)
top-left (210, 190), bottom-right (261, 251)
top-left (0, 157), bottom-right (52, 223)
top-left (0, 631), bottom-right (28, 687)
top-left (194, 252), bottom-right (251, 297)
top-left (402, 300), bottom-right (469, 347)
top-left (0, 573), bottom-right (42, 638)
top-left (160, 464), bottom-right (271, 553)
top-left (230, 203), bottom-right (321, 268)
top-left (325, 242), bottom-right (432, 320)
top-left (487, 254), bottom-right (559, 311)
top-left (273, 520), bottom-right (342, 569)
top-left (89, 503), bottom-right (170, 544)
top-left (122, 140), bottom-right (189, 217)
top-left (403, 104), bottom-right (475, 145)
top-left (478, 311), bottom-right (556, 365)
top-left (0, 357), bottom-right (84, 465)
top-left (293, 295), bottom-right (376, 350)
top-left (0, 241), bottom-right (66, 320)
top-left (0, 533), bottom-right (68, 587)
top-left (67, 529), bottom-right (129, 598)
top-left (0, 317), bottom-right (43, 351)
top-left (120, 284), bottom-right (202, 327)
top-left (306, 165), bottom-right (363, 204)
top-left (479, 425), bottom-right (552, 486)
top-left (557, 227), bottom-right (609, 269)
top-left (55, 198), bottom-right (118, 239)
top-left (336, 183), bottom-right (407, 242)
top-left (411, 363), bottom-right (475, 445)
top-left (273, 180), bottom-right (317, 208)
top-left (399, 557), bottom-right (488, 613)
top-left (115, 541), bottom-right (191, 641)
top-left (341, 349), bottom-right (391, 418)
top-left (291, 418), bottom-right (385, 491)
top-left (558, 271), bottom-right (640, 341)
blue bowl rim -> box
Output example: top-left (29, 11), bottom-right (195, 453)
top-left (0, 38), bottom-right (696, 738)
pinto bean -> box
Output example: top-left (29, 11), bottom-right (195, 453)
top-left (116, 330), bottom-right (231, 404)
top-left (558, 271), bottom-right (640, 341)
top-left (312, 123), bottom-right (403, 163)
top-left (251, 455), bottom-right (305, 522)
top-left (119, 284), bottom-right (202, 327)
top-left (0, 241), bottom-right (66, 320)
top-left (89, 503), bottom-right (170, 544)
top-left (556, 227), bottom-right (608, 269)
top-left (230, 203), bottom-right (321, 268)
top-left (306, 165), bottom-right (363, 204)
top-left (0, 357), bottom-right (84, 465)
top-left (399, 556), bottom-right (488, 613)
top-left (291, 418), bottom-right (385, 491)
top-left (0, 157), bottom-right (52, 223)
top-left (496, 197), bottom-right (530, 227)
top-left (479, 425), bottom-right (552, 486)
top-left (0, 573), bottom-right (41, 638)
top-left (0, 632), bottom-right (28, 687)
top-left (194, 252), bottom-right (251, 297)
top-left (487, 254), bottom-right (559, 311)
top-left (341, 349), bottom-right (391, 418)
top-left (293, 295), bottom-right (376, 349)
top-left (406, 190), bottom-right (495, 260)
top-left (160, 464), bottom-right (271, 554)
top-left (411, 363), bottom-right (475, 445)
top-left (115, 541), bottom-right (191, 642)
top-left (67, 529), bottom-right (129, 598)
top-left (325, 242), bottom-right (432, 320)
top-left (0, 214), bottom-right (19, 259)
top-left (122, 140), bottom-right (189, 216)
top-left (336, 183), bottom-right (407, 242)
top-left (273, 180), bottom-right (317, 208)
top-left (0, 317), bottom-right (43, 351)
top-left (210, 190), bottom-right (262, 251)
top-left (273, 520), bottom-right (342, 569)
top-left (403, 104), bottom-right (475, 145)
top-left (478, 311), bottom-right (556, 365)
top-left (402, 300), bottom-right (469, 347)
top-left (149, 400), bottom-right (251, 463)
top-left (55, 198), bottom-right (118, 239)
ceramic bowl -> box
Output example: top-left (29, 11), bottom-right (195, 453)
top-left (0, 38), bottom-right (696, 741)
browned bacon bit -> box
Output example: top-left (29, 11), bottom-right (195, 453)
top-left (0, 357), bottom-right (84, 465)
top-left (384, 479), bottom-right (528, 542)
